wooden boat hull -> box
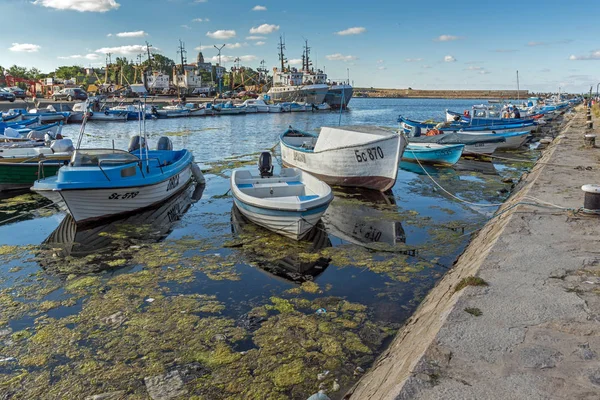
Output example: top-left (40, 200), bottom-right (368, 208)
top-left (35, 164), bottom-right (192, 224)
top-left (0, 162), bottom-right (63, 192)
top-left (281, 132), bottom-right (406, 192)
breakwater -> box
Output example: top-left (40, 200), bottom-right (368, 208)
top-left (347, 107), bottom-right (600, 399)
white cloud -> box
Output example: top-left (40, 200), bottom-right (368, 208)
top-left (195, 45), bottom-right (213, 51)
top-left (192, 18), bottom-right (206, 22)
top-left (465, 66), bottom-right (482, 71)
top-left (226, 42), bottom-right (246, 49)
top-left (435, 34), bottom-right (461, 42)
top-left (376, 59), bottom-right (384, 64)
top-left (569, 50), bottom-right (600, 60)
top-left (249, 24), bottom-right (279, 34)
top-left (377, 66), bottom-right (386, 70)
top-left (115, 31), bottom-right (147, 38)
top-left (58, 53), bottom-right (100, 60)
top-left (95, 45), bottom-right (157, 55)
top-left (404, 58), bottom-right (423, 62)
top-left (444, 55), bottom-right (456, 62)
top-left (107, 33), bottom-right (113, 37)
top-left (288, 59), bottom-right (302, 65)
top-left (181, 25), bottom-right (191, 30)
top-left (479, 70), bottom-right (491, 75)
top-left (326, 53), bottom-right (357, 62)
top-left (209, 54), bottom-right (257, 63)
top-left (335, 26), bottom-right (366, 36)
top-left (255, 41), bottom-right (266, 46)
top-left (252, 5), bottom-right (267, 11)
top-left (246, 36), bottom-right (266, 40)
top-left (33, 0), bottom-right (120, 12)
top-left (9, 43), bottom-right (41, 53)
top-left (206, 30), bottom-right (236, 39)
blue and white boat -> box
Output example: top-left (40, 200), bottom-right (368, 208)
top-left (231, 152), bottom-right (333, 240)
top-left (32, 139), bottom-right (200, 224)
top-left (458, 130), bottom-right (530, 150)
top-left (402, 143), bottom-right (464, 165)
top-left (8, 107), bottom-right (70, 124)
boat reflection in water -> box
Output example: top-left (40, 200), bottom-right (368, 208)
top-left (452, 159), bottom-right (498, 176)
top-left (39, 183), bottom-right (204, 274)
top-left (323, 188), bottom-right (406, 250)
top-left (230, 204), bottom-right (331, 283)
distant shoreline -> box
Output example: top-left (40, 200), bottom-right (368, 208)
top-left (354, 88), bottom-right (531, 100)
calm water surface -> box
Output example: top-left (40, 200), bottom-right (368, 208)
top-left (0, 98), bottom-right (540, 399)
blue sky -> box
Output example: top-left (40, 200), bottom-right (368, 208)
top-left (1, 0), bottom-right (599, 92)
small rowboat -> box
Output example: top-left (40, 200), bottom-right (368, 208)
top-left (402, 143), bottom-right (464, 165)
top-left (408, 132), bottom-right (504, 156)
top-left (280, 125), bottom-right (407, 192)
top-left (231, 152), bottom-right (333, 240)
top-left (458, 130), bottom-right (530, 150)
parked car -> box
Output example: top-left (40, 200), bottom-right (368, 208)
top-left (0, 88), bottom-right (16, 102)
top-left (52, 88), bottom-right (88, 101)
top-left (6, 87), bottom-right (26, 99)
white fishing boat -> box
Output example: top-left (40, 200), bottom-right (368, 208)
top-left (230, 152), bottom-right (333, 240)
top-left (280, 125), bottom-right (407, 192)
top-left (71, 103), bottom-right (128, 122)
top-left (240, 99), bottom-right (270, 113)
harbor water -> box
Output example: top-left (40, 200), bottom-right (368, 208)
top-left (0, 98), bottom-right (540, 399)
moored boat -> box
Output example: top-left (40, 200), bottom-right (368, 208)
top-left (403, 143), bottom-right (464, 165)
top-left (280, 125), bottom-right (407, 192)
top-left (32, 136), bottom-right (202, 224)
top-left (231, 152), bottom-right (333, 240)
top-left (407, 132), bottom-right (504, 156)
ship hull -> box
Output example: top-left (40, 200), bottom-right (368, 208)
top-left (268, 84), bottom-right (328, 105)
top-left (325, 85), bottom-right (353, 109)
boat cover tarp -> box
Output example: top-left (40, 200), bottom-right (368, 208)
top-left (315, 125), bottom-right (396, 152)
top-left (409, 132), bottom-right (505, 145)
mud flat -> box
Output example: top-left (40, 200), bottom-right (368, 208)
top-left (347, 107), bottom-right (600, 399)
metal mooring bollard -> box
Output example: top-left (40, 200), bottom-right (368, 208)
top-left (588, 120), bottom-right (594, 130)
top-left (582, 184), bottom-right (600, 213)
top-left (584, 134), bottom-right (596, 147)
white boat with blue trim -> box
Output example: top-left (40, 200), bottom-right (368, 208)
top-left (280, 125), bottom-right (407, 192)
top-left (231, 152), bottom-right (333, 240)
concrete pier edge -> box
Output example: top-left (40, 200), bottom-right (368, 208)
top-left (346, 108), bottom-right (600, 399)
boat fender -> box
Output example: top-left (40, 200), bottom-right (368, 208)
top-left (104, 110), bottom-right (109, 116)
top-left (191, 162), bottom-right (205, 184)
top-left (156, 136), bottom-right (173, 151)
top-left (88, 111), bottom-right (93, 117)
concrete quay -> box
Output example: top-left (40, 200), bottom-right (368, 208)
top-left (347, 107), bottom-right (600, 400)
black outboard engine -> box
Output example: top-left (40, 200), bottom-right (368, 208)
top-left (128, 135), bottom-right (147, 152)
top-left (258, 151), bottom-right (273, 178)
top-left (156, 136), bottom-right (173, 151)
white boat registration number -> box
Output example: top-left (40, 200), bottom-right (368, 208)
top-left (293, 151), bottom-right (306, 163)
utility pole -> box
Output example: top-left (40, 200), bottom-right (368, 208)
top-left (517, 70), bottom-right (520, 101)
top-left (214, 44), bottom-right (226, 95)
top-left (104, 53), bottom-right (111, 84)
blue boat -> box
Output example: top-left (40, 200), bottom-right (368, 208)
top-left (398, 115), bottom-right (536, 135)
top-left (402, 143), bottom-right (464, 165)
top-left (32, 138), bottom-right (202, 224)
top-left (0, 117), bottom-right (40, 135)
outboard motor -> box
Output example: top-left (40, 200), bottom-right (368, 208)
top-left (156, 136), bottom-right (173, 151)
top-left (128, 135), bottom-right (147, 152)
top-left (258, 151), bottom-right (273, 178)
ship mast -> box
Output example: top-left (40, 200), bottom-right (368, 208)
top-left (177, 39), bottom-right (187, 75)
top-left (278, 35), bottom-right (286, 71)
top-left (303, 40), bottom-right (312, 72)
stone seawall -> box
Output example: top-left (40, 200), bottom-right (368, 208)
top-left (346, 108), bottom-right (600, 399)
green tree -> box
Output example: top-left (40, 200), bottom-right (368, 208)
top-left (55, 66), bottom-right (84, 80)
top-left (8, 65), bottom-right (28, 79)
top-left (142, 54), bottom-right (175, 74)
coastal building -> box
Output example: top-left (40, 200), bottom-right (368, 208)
top-left (145, 72), bottom-right (170, 91)
top-left (173, 64), bottom-right (202, 92)
top-left (196, 52), bottom-right (212, 73)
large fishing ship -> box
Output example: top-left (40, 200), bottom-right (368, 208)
top-left (267, 38), bottom-right (352, 108)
